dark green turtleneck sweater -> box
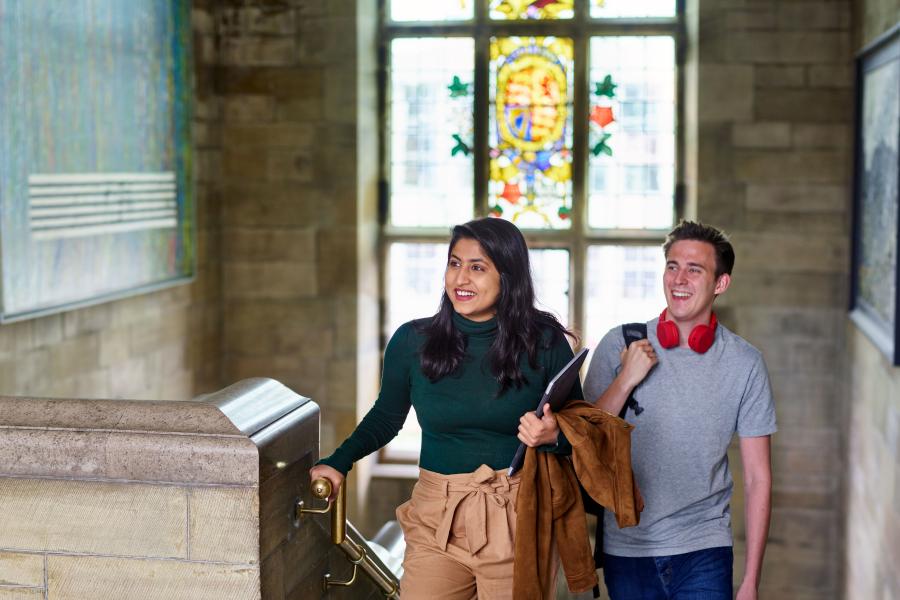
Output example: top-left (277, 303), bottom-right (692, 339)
top-left (320, 312), bottom-right (583, 475)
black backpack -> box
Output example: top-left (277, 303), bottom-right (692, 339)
top-left (582, 322), bottom-right (647, 596)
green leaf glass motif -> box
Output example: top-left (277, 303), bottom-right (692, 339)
top-left (591, 133), bottom-right (613, 156)
top-left (447, 75), bottom-right (471, 97)
top-left (593, 74), bottom-right (617, 98)
top-left (451, 134), bottom-right (472, 156)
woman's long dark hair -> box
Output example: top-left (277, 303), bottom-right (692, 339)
top-left (418, 217), bottom-right (575, 394)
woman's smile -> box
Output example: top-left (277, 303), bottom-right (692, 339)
top-left (445, 238), bottom-right (501, 322)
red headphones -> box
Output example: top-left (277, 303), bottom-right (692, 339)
top-left (656, 309), bottom-right (718, 353)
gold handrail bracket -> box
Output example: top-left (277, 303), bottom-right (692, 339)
top-left (297, 478), bottom-right (400, 599)
top-left (296, 478), bottom-right (333, 517)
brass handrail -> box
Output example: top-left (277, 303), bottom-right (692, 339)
top-left (298, 478), bottom-right (401, 599)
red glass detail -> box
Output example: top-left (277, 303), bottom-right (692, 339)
top-left (500, 183), bottom-right (522, 204)
top-left (590, 105), bottom-right (615, 128)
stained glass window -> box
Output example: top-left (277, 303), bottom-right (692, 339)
top-left (490, 0), bottom-right (574, 20)
top-left (584, 245), bottom-right (665, 349)
top-left (489, 37), bottom-right (574, 229)
top-left (390, 0), bottom-right (474, 22)
top-left (588, 36), bottom-right (675, 229)
top-left (390, 38), bottom-right (475, 228)
top-left (590, 0), bottom-right (676, 18)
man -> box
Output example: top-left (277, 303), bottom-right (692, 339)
top-left (582, 220), bottom-right (776, 600)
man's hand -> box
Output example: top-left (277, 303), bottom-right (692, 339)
top-left (736, 580), bottom-right (757, 600)
top-left (618, 339), bottom-right (658, 388)
top-left (594, 339), bottom-right (658, 414)
top-left (517, 403), bottom-right (560, 447)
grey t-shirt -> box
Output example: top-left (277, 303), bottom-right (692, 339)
top-left (583, 318), bottom-right (776, 557)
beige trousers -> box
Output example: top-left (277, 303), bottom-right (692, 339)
top-left (396, 464), bottom-right (553, 600)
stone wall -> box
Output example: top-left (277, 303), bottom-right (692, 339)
top-left (844, 2), bottom-right (900, 598)
top-left (0, 0), bottom-right (381, 537)
top-left (0, 397), bottom-right (260, 600)
top-left (0, 385), bottom-right (387, 600)
top-left (213, 0), bottom-right (379, 496)
top-left (0, 2), bottom-right (224, 402)
top-left (690, 1), bottom-right (853, 598)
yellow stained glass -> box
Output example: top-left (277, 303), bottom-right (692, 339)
top-left (490, 0), bottom-right (574, 20)
top-left (489, 37), bottom-right (573, 229)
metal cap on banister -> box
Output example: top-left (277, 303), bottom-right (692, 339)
top-left (197, 378), bottom-right (311, 438)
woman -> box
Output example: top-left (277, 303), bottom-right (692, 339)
top-left (310, 217), bottom-right (581, 599)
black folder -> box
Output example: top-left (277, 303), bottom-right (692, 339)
top-left (507, 347), bottom-right (589, 476)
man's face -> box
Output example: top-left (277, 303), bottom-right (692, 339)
top-left (663, 240), bottom-right (730, 326)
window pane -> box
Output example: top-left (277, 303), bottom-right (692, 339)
top-left (384, 243), bottom-right (446, 462)
top-left (390, 0), bottom-right (473, 22)
top-left (390, 39), bottom-right (474, 228)
top-left (591, 0), bottom-right (676, 18)
top-left (588, 36), bottom-right (675, 230)
top-left (386, 243), bottom-right (446, 339)
top-left (489, 37), bottom-right (574, 230)
top-left (490, 0), bottom-right (574, 20)
top-left (530, 248), bottom-right (570, 326)
top-left (584, 245), bottom-right (664, 349)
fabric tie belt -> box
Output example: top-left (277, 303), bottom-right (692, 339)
top-left (433, 464), bottom-right (518, 555)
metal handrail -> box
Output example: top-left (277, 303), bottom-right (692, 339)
top-left (297, 478), bottom-right (401, 598)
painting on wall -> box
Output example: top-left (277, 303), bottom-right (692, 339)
top-left (0, 1), bottom-right (193, 322)
top-left (851, 23), bottom-right (900, 365)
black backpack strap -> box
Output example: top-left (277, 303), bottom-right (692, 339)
top-left (590, 323), bottom-right (649, 582)
top-left (619, 323), bottom-right (647, 418)
top-left (621, 322), bottom-right (647, 347)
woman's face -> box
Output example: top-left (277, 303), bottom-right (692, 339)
top-left (444, 238), bottom-right (501, 322)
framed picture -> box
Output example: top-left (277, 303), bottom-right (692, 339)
top-left (0, 1), bottom-right (193, 322)
top-left (850, 23), bottom-right (900, 365)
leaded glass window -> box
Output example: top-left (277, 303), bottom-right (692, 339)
top-left (389, 38), bottom-right (474, 227)
top-left (490, 0), bottom-right (574, 20)
top-left (390, 0), bottom-right (474, 22)
top-left (588, 36), bottom-right (675, 229)
top-left (379, 0), bottom-right (681, 462)
top-left (590, 0), bottom-right (676, 19)
top-left (489, 36), bottom-right (574, 229)
top-left (584, 245), bottom-right (665, 349)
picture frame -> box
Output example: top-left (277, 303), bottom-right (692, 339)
top-left (0, 1), bottom-right (194, 322)
top-left (850, 22), bottom-right (900, 365)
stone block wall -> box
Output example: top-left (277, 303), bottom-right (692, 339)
top-left (0, 2), bottom-right (224, 402)
top-left (212, 0), bottom-right (380, 520)
top-left (0, 387), bottom-right (387, 600)
top-left (845, 330), bottom-right (900, 599)
top-left (844, 2), bottom-right (900, 598)
top-left (689, 0), bottom-right (853, 598)
top-left (0, 397), bottom-right (260, 600)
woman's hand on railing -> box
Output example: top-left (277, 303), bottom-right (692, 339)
top-left (309, 464), bottom-right (344, 502)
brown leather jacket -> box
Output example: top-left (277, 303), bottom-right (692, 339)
top-left (513, 401), bottom-right (643, 599)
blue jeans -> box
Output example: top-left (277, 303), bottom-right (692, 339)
top-left (603, 546), bottom-right (733, 600)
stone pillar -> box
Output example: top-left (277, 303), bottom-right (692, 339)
top-left (689, 1), bottom-right (852, 597)
top-left (214, 0), bottom-right (379, 522)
